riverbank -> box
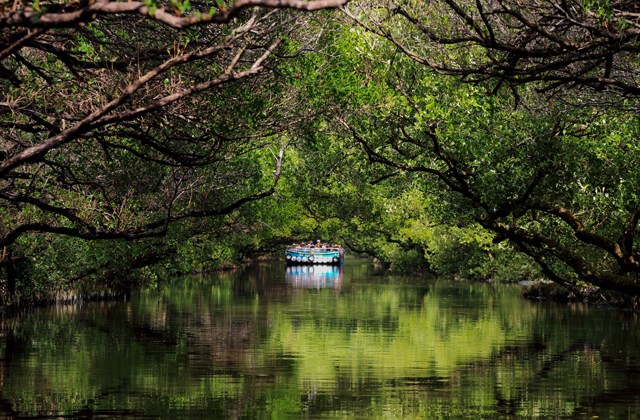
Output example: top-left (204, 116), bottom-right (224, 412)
top-left (522, 280), bottom-right (640, 310)
top-left (4, 259), bottom-right (639, 314)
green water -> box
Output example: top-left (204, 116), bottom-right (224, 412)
top-left (1, 261), bottom-right (639, 419)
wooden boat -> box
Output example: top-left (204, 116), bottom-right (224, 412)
top-left (285, 244), bottom-right (344, 265)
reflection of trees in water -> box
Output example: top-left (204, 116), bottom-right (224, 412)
top-left (1, 271), bottom-right (640, 418)
top-left (462, 339), bottom-right (640, 418)
top-left (289, 335), bottom-right (640, 418)
top-left (409, 307), bottom-right (640, 419)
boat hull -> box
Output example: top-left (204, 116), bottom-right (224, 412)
top-left (285, 247), bottom-right (344, 265)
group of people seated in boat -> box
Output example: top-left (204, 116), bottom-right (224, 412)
top-left (290, 240), bottom-right (343, 251)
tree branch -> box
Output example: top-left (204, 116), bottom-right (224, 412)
top-left (0, 0), bottom-right (350, 29)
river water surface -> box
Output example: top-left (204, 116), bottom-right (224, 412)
top-left (1, 261), bottom-right (639, 419)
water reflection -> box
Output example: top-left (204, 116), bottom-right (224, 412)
top-left (0, 262), bottom-right (639, 419)
top-left (285, 264), bottom-right (343, 289)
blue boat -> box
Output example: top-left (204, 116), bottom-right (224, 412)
top-left (285, 244), bottom-right (344, 265)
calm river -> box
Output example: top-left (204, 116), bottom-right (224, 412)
top-left (1, 261), bottom-right (639, 419)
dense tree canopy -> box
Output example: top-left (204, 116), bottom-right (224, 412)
top-left (0, 0), bottom-right (347, 301)
top-left (2, 0), bottom-right (640, 305)
top-left (345, 0), bottom-right (640, 106)
top-left (336, 0), bottom-right (640, 298)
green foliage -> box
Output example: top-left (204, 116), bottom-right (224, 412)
top-left (4, 0), bottom-right (640, 301)
top-left (0, 5), bottom-right (343, 304)
top-left (285, 9), bottom-right (640, 294)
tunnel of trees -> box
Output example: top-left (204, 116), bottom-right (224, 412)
top-left (1, 0), bottom-right (640, 305)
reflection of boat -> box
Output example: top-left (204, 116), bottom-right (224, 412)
top-left (285, 265), bottom-right (343, 289)
top-left (285, 245), bottom-right (344, 265)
